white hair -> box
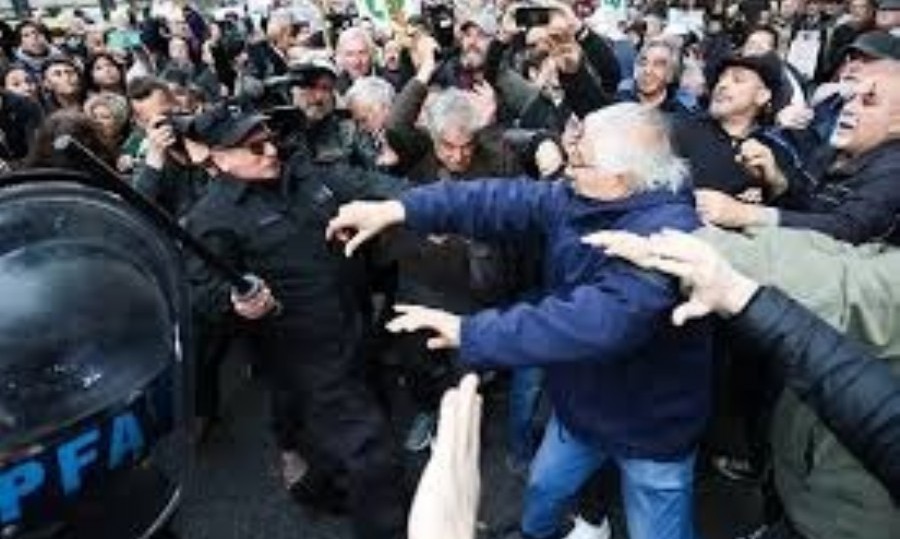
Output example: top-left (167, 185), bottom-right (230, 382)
top-left (336, 26), bottom-right (374, 54)
top-left (582, 103), bottom-right (689, 193)
top-left (424, 88), bottom-right (482, 139)
top-left (267, 13), bottom-right (294, 38)
top-left (345, 76), bottom-right (395, 109)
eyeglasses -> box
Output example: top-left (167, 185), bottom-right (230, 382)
top-left (244, 138), bottom-right (275, 156)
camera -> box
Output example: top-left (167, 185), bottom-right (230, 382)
top-left (152, 112), bottom-right (196, 156)
top-left (420, 2), bottom-right (456, 52)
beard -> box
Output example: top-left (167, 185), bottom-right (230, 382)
top-left (460, 48), bottom-right (487, 70)
top-left (302, 101), bottom-right (334, 122)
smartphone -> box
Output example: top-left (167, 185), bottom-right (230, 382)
top-left (515, 7), bottom-right (552, 29)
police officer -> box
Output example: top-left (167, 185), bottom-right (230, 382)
top-left (178, 105), bottom-right (408, 539)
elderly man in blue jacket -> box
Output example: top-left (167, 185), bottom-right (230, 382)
top-left (327, 102), bottom-right (713, 539)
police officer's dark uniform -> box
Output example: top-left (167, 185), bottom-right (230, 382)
top-left (182, 107), bottom-right (408, 539)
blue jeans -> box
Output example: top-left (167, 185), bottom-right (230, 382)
top-left (508, 368), bottom-right (544, 466)
top-left (521, 416), bottom-right (698, 539)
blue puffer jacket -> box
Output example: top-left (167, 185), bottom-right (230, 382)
top-left (400, 179), bottom-right (713, 459)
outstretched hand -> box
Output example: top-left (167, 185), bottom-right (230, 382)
top-left (583, 229), bottom-right (760, 324)
top-left (325, 200), bottom-right (406, 257)
top-left (408, 374), bottom-right (482, 539)
top-left (386, 304), bottom-right (462, 349)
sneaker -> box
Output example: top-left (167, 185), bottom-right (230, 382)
top-left (280, 451), bottom-right (309, 487)
top-left (712, 455), bottom-right (764, 482)
top-left (735, 524), bottom-right (770, 539)
top-left (562, 516), bottom-right (611, 539)
top-left (404, 412), bottom-right (436, 452)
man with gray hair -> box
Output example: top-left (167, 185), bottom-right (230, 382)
top-left (335, 26), bottom-right (375, 93)
top-left (617, 39), bottom-right (697, 114)
top-left (380, 86), bottom-right (532, 452)
top-left (345, 76), bottom-right (397, 166)
top-left (325, 102), bottom-right (713, 539)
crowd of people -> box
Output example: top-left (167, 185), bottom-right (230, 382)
top-left (2, 0), bottom-right (900, 538)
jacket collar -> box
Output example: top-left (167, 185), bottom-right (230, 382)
top-left (833, 139), bottom-right (900, 176)
top-left (218, 171), bottom-right (284, 204)
top-left (564, 181), bottom-right (693, 223)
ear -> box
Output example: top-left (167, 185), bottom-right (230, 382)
top-left (755, 87), bottom-right (773, 108)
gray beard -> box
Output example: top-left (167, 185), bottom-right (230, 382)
top-left (460, 50), bottom-right (487, 71)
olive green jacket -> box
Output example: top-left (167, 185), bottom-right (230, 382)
top-left (700, 226), bottom-right (900, 539)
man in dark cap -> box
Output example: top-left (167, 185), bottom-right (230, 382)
top-left (696, 57), bottom-right (900, 247)
top-left (659, 51), bottom-right (812, 486)
top-left (671, 53), bottom-right (803, 198)
top-left (795, 30), bottom-right (900, 162)
top-left (876, 0), bottom-right (900, 30)
top-left (845, 27), bottom-right (900, 61)
top-left (179, 105), bottom-right (408, 539)
top-left (279, 57), bottom-right (376, 168)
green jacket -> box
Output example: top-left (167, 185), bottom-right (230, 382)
top-left (700, 226), bottom-right (900, 539)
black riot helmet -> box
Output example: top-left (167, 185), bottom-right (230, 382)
top-left (0, 170), bottom-right (189, 539)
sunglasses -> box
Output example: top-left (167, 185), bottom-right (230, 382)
top-left (243, 138), bottom-right (275, 155)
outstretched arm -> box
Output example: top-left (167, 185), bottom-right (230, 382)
top-left (327, 179), bottom-right (558, 257)
top-left (586, 228), bottom-right (900, 502)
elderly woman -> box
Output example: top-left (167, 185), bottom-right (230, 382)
top-left (24, 109), bottom-right (115, 168)
top-left (84, 91), bottom-right (131, 170)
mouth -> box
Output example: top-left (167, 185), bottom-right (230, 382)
top-left (835, 115), bottom-right (857, 132)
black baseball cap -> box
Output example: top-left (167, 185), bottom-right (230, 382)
top-left (187, 106), bottom-right (268, 148)
top-left (846, 30), bottom-right (900, 61)
top-left (879, 0), bottom-right (900, 10)
top-left (287, 57), bottom-right (338, 87)
top-left (713, 52), bottom-right (788, 110)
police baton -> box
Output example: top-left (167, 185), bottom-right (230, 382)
top-left (53, 135), bottom-right (272, 306)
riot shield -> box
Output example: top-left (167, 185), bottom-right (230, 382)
top-left (0, 170), bottom-right (190, 539)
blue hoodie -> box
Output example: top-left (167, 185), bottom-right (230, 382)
top-left (400, 179), bottom-right (713, 459)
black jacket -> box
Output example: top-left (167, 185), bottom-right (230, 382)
top-left (671, 114), bottom-right (807, 197)
top-left (133, 162), bottom-right (212, 218)
top-left (731, 286), bottom-right (900, 504)
top-left (0, 90), bottom-right (43, 163)
top-left (246, 41), bottom-right (289, 80)
top-left (778, 139), bottom-right (900, 245)
top-left (183, 156), bottom-right (405, 332)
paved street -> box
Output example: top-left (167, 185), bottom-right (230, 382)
top-left (172, 352), bottom-right (763, 539)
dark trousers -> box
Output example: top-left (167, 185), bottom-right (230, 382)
top-left (256, 324), bottom-right (408, 539)
top-left (192, 318), bottom-right (235, 420)
top-left (388, 330), bottom-right (461, 413)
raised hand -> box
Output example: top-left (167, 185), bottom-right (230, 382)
top-left (325, 200), bottom-right (406, 257)
top-left (408, 374), bottom-right (482, 539)
top-left (386, 304), bottom-right (462, 349)
top-left (583, 229), bottom-right (760, 324)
